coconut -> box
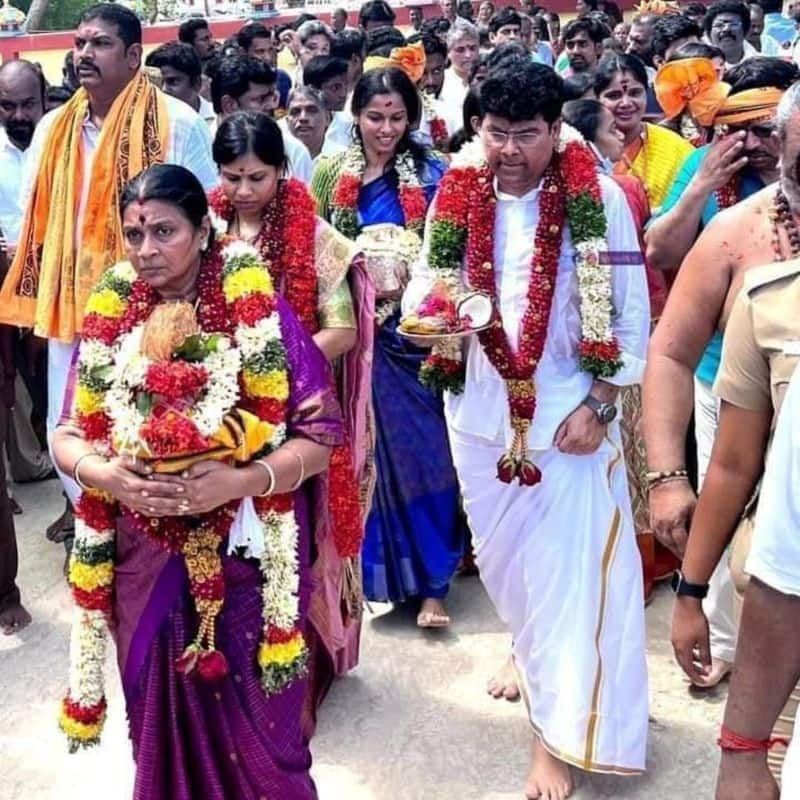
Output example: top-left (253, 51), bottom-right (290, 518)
top-left (457, 292), bottom-right (492, 329)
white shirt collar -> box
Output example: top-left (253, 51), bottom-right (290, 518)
top-left (494, 175), bottom-right (542, 202)
top-left (0, 126), bottom-right (23, 156)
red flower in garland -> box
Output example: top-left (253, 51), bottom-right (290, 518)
top-left (245, 396), bottom-right (286, 425)
top-left (562, 142), bottom-right (602, 200)
top-left (140, 409), bottom-right (209, 457)
top-left (63, 696), bottom-right (106, 724)
top-left (430, 118), bottom-right (448, 148)
top-left (332, 173), bottom-right (361, 207)
top-left (209, 180), bottom-right (319, 334)
top-left (72, 585), bottom-right (112, 612)
top-left (80, 411), bottom-right (112, 443)
top-left (399, 185), bottom-right (428, 231)
top-left (232, 294), bottom-right (276, 327)
top-left (82, 313), bottom-right (120, 346)
top-left (144, 361), bottom-right (209, 402)
top-left (255, 492), bottom-right (294, 516)
top-left (78, 493), bottom-right (117, 531)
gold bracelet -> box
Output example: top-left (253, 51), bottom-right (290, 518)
top-left (284, 446), bottom-right (305, 491)
top-left (252, 459), bottom-right (275, 497)
top-left (73, 452), bottom-right (106, 491)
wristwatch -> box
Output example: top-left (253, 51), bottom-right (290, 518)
top-left (582, 394), bottom-right (618, 424)
top-left (671, 570), bottom-right (709, 600)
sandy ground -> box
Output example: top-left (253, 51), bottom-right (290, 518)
top-left (1, 477), bottom-right (728, 800)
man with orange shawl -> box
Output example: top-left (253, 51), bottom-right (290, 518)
top-left (0, 3), bottom-right (216, 503)
top-left (643, 56), bottom-right (797, 688)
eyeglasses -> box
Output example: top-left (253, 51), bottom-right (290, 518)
top-left (711, 18), bottom-right (743, 30)
top-left (484, 128), bottom-right (541, 147)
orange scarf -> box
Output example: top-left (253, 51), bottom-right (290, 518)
top-left (0, 72), bottom-right (169, 341)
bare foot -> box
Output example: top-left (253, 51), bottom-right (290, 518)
top-left (487, 655), bottom-right (520, 701)
top-left (0, 602), bottom-right (31, 635)
top-left (689, 657), bottom-right (732, 689)
top-left (525, 736), bottom-right (574, 799)
top-left (417, 597), bottom-right (451, 628)
top-left (46, 505), bottom-right (75, 543)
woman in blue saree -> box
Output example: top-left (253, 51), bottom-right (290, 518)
top-left (311, 67), bottom-right (466, 628)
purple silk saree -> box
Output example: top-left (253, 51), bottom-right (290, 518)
top-left (66, 300), bottom-right (343, 800)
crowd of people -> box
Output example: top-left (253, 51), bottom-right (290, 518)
top-left (2, 0), bottom-right (800, 797)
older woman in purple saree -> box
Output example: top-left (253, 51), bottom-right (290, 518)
top-left (52, 165), bottom-right (343, 800)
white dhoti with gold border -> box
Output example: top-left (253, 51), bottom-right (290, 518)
top-left (449, 424), bottom-right (648, 774)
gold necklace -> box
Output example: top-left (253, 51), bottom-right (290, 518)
top-left (232, 213), bottom-right (260, 245)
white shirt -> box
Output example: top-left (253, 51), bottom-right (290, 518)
top-left (0, 127), bottom-right (30, 246)
top-left (703, 35), bottom-right (759, 67)
top-left (747, 363), bottom-right (800, 597)
top-left (419, 95), bottom-right (461, 144)
top-left (198, 95), bottom-right (216, 129)
top-left (322, 109), bottom-right (352, 154)
top-left (22, 89), bottom-right (218, 239)
top-left (406, 173), bottom-right (649, 450)
top-left (439, 68), bottom-right (469, 134)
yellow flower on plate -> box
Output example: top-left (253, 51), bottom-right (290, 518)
top-left (75, 385), bottom-right (105, 416)
top-left (257, 634), bottom-right (305, 667)
top-left (242, 369), bottom-right (289, 400)
top-left (68, 560), bottom-right (114, 591)
top-left (85, 289), bottom-right (126, 319)
top-left (222, 266), bottom-right (273, 303)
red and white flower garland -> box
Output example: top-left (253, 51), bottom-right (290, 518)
top-left (330, 143), bottom-right (428, 242)
top-left (420, 131), bottom-right (622, 485)
top-left (208, 179), bottom-right (364, 561)
top-left (60, 240), bottom-right (308, 751)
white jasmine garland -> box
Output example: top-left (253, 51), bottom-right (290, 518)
top-left (575, 239), bottom-right (615, 343)
top-left (78, 339), bottom-right (114, 371)
top-left (259, 510), bottom-right (301, 632)
top-left (67, 608), bottom-right (107, 707)
top-left (192, 346), bottom-right (242, 436)
top-left (234, 316), bottom-right (281, 359)
top-left (222, 239), bottom-right (260, 263)
top-left (209, 207), bottom-right (228, 239)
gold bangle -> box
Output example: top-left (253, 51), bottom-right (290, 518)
top-left (252, 459), bottom-right (275, 497)
top-left (647, 474), bottom-right (691, 491)
top-left (284, 445), bottom-right (305, 491)
top-left (73, 452), bottom-right (106, 491)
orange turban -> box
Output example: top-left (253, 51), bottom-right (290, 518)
top-left (634, 0), bottom-right (681, 15)
top-left (654, 58), bottom-right (730, 126)
top-left (388, 42), bottom-right (427, 84)
top-left (714, 87), bottom-right (785, 126)
top-left (363, 41), bottom-right (427, 84)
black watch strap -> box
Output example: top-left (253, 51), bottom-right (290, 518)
top-left (671, 570), bottom-right (709, 599)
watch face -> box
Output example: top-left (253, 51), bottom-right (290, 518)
top-left (600, 404), bottom-right (617, 423)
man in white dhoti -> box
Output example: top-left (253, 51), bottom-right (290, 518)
top-left (403, 61), bottom-right (649, 798)
top-left (716, 365), bottom-right (800, 800)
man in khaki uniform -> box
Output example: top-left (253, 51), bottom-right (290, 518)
top-left (671, 257), bottom-right (800, 785)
